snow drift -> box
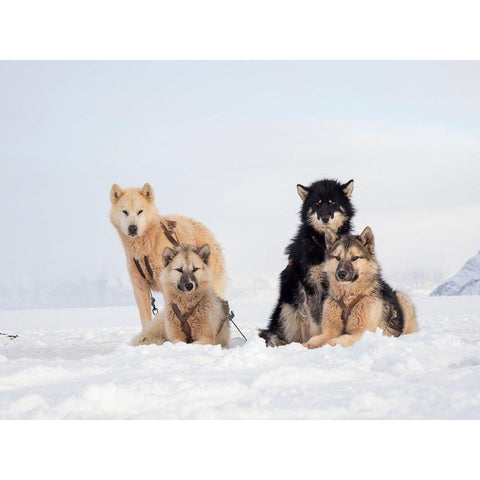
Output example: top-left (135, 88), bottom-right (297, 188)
top-left (1, 295), bottom-right (480, 419)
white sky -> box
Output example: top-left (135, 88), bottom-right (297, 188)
top-left (1, 61), bottom-right (479, 293)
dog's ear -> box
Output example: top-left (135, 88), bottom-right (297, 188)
top-left (341, 179), bottom-right (354, 199)
top-left (162, 247), bottom-right (178, 267)
top-left (140, 183), bottom-right (154, 202)
top-left (359, 226), bottom-right (375, 254)
top-left (196, 244), bottom-right (210, 265)
top-left (324, 228), bottom-right (338, 251)
top-left (297, 184), bottom-right (310, 202)
top-left (110, 184), bottom-right (124, 204)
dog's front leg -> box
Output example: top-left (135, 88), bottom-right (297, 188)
top-left (328, 332), bottom-right (363, 347)
top-left (303, 301), bottom-right (343, 349)
top-left (303, 332), bottom-right (339, 349)
top-left (133, 284), bottom-right (153, 328)
top-left (329, 299), bottom-right (375, 347)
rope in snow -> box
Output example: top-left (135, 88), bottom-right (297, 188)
top-left (0, 332), bottom-right (18, 339)
top-left (229, 311), bottom-right (247, 342)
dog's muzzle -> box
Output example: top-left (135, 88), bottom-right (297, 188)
top-left (178, 273), bottom-right (198, 293)
top-left (335, 264), bottom-right (358, 283)
top-left (128, 225), bottom-right (138, 237)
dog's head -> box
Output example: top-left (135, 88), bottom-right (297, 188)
top-left (323, 227), bottom-right (378, 284)
top-left (161, 244), bottom-right (212, 294)
top-left (297, 179), bottom-right (355, 234)
top-left (109, 183), bottom-right (158, 238)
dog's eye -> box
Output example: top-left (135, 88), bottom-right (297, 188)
top-left (328, 200), bottom-right (335, 205)
top-left (122, 210), bottom-right (128, 216)
top-left (335, 256), bottom-right (341, 261)
top-left (192, 267), bottom-right (199, 272)
top-left (316, 200), bottom-right (322, 205)
top-left (175, 268), bottom-right (183, 273)
top-left (137, 210), bottom-right (143, 215)
top-left (351, 256), bottom-right (359, 261)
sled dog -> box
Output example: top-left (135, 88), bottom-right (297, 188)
top-left (133, 244), bottom-right (230, 346)
top-left (109, 183), bottom-right (226, 327)
top-left (259, 179), bottom-right (355, 346)
top-left (304, 227), bottom-right (418, 349)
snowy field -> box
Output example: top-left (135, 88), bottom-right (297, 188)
top-left (1, 294), bottom-right (480, 419)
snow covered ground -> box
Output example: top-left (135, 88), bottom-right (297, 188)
top-left (1, 294), bottom-right (480, 419)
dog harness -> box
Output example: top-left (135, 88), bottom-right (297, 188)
top-left (133, 256), bottom-right (155, 283)
top-left (133, 220), bottom-right (181, 282)
top-left (132, 220), bottom-right (181, 314)
top-left (332, 294), bottom-right (365, 331)
top-left (159, 219), bottom-right (180, 247)
top-left (332, 294), bottom-right (402, 337)
top-left (171, 298), bottom-right (204, 343)
top-left (133, 220), bottom-right (180, 279)
top-left (171, 297), bottom-right (230, 344)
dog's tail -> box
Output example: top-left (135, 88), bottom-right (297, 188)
top-left (131, 310), bottom-right (166, 346)
top-left (258, 329), bottom-right (288, 347)
top-left (396, 292), bottom-right (418, 334)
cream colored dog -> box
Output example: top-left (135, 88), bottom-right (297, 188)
top-left (109, 183), bottom-right (226, 327)
top-left (133, 244), bottom-right (231, 347)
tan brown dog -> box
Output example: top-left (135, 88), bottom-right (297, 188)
top-left (304, 227), bottom-right (418, 349)
top-left (110, 183), bottom-right (226, 327)
top-left (133, 244), bottom-right (230, 346)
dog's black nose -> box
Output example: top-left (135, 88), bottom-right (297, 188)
top-left (128, 225), bottom-right (138, 236)
top-left (337, 270), bottom-right (348, 280)
top-left (321, 216), bottom-right (330, 224)
top-left (185, 282), bottom-right (194, 291)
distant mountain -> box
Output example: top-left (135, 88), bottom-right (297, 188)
top-left (431, 251), bottom-right (480, 296)
top-left (0, 276), bottom-right (135, 310)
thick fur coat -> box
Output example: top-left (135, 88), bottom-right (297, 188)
top-left (259, 179), bottom-right (355, 346)
top-left (133, 244), bottom-right (230, 347)
top-left (110, 183), bottom-right (226, 327)
top-left (304, 227), bottom-right (418, 349)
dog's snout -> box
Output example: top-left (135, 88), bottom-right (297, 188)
top-left (185, 282), bottom-right (194, 292)
top-left (321, 216), bottom-right (330, 224)
top-left (337, 270), bottom-right (348, 280)
top-left (128, 225), bottom-right (138, 236)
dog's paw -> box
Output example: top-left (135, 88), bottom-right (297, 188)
top-left (328, 336), bottom-right (353, 347)
top-left (303, 340), bottom-right (321, 349)
top-left (131, 333), bottom-right (148, 346)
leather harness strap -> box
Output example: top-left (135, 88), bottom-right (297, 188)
top-left (160, 220), bottom-right (180, 247)
top-left (333, 294), bottom-right (403, 337)
top-left (333, 294), bottom-right (365, 330)
top-left (134, 256), bottom-right (155, 284)
top-left (144, 256), bottom-right (154, 279)
top-left (171, 297), bottom-right (231, 343)
top-left (133, 220), bottom-right (180, 283)
top-left (134, 258), bottom-right (146, 280)
top-left (171, 298), bottom-right (204, 344)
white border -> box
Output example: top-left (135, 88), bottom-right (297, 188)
top-left (0, 420), bottom-right (478, 478)
top-left (0, 0), bottom-right (479, 59)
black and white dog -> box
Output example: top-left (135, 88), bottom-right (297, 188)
top-left (259, 179), bottom-right (355, 346)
